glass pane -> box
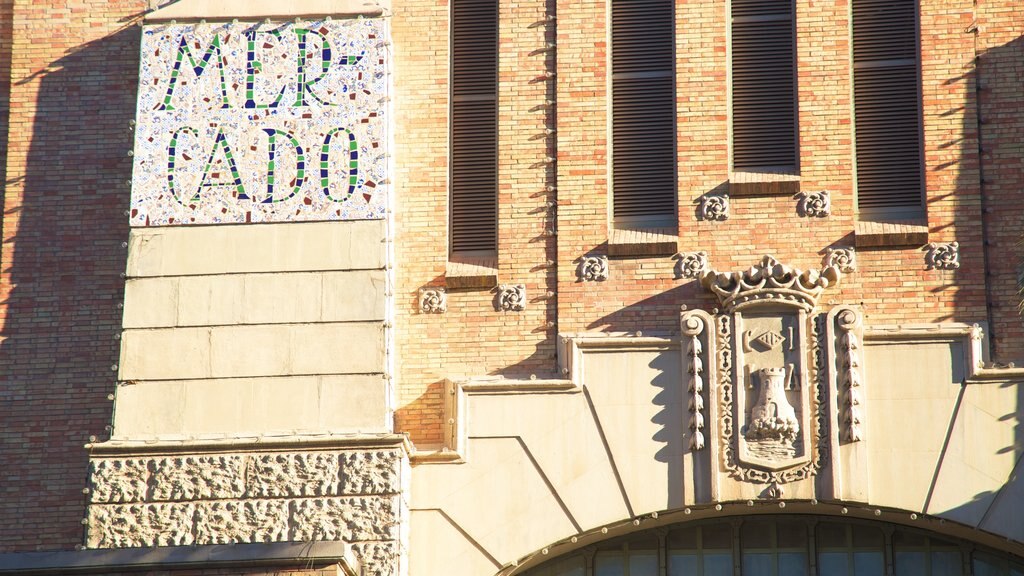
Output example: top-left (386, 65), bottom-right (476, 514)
top-left (705, 552), bottom-right (733, 576)
top-left (852, 525), bottom-right (884, 548)
top-left (974, 555), bottom-right (1005, 576)
top-left (630, 552), bottom-right (658, 575)
top-left (853, 551), bottom-right (885, 576)
top-left (779, 551), bottom-right (807, 576)
top-left (742, 522), bottom-right (773, 548)
top-left (820, 552), bottom-right (851, 576)
top-left (895, 551), bottom-right (928, 576)
top-left (895, 531), bottom-right (929, 547)
top-left (743, 552), bottom-right (773, 575)
top-left (777, 522), bottom-right (807, 548)
top-left (703, 524), bottom-right (733, 549)
top-left (669, 527), bottom-right (698, 550)
top-left (931, 551), bottom-right (964, 576)
top-left (631, 536), bottom-right (660, 551)
top-left (1012, 566), bottom-right (1024, 576)
top-left (668, 553), bottom-right (697, 576)
top-left (818, 523), bottom-right (848, 548)
top-left (596, 554), bottom-right (626, 576)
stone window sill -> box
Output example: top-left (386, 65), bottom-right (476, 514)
top-left (608, 227), bottom-right (678, 258)
top-left (854, 220), bottom-right (929, 248)
top-left (729, 170), bottom-right (801, 196)
top-left (445, 254), bottom-right (498, 289)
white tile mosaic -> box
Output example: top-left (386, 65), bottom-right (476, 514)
top-left (130, 19), bottom-right (389, 226)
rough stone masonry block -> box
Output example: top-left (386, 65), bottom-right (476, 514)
top-left (193, 500), bottom-right (290, 545)
top-left (89, 459), bottom-right (151, 504)
top-left (290, 496), bottom-right (399, 542)
top-left (88, 503), bottom-right (196, 548)
top-left (341, 450), bottom-right (402, 495)
top-left (150, 455), bottom-right (246, 501)
top-left (247, 453), bottom-right (341, 498)
top-left (352, 541), bottom-right (401, 576)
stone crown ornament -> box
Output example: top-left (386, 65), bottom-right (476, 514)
top-left (700, 255), bottom-right (842, 312)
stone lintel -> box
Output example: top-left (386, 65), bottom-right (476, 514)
top-left (0, 542), bottom-right (358, 575)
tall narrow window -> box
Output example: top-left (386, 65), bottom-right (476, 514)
top-left (610, 0), bottom-right (675, 229)
top-left (853, 0), bottom-right (923, 219)
top-left (450, 0), bottom-right (497, 255)
top-left (731, 0), bottom-right (798, 172)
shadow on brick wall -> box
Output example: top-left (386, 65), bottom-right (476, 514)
top-left (0, 22), bottom-right (141, 551)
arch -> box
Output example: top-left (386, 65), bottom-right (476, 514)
top-left (506, 503), bottom-right (1024, 576)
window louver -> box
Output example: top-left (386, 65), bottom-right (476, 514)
top-left (611, 0), bottom-right (676, 226)
top-left (731, 0), bottom-right (797, 171)
top-left (450, 0), bottom-right (497, 254)
top-left (853, 0), bottom-right (923, 216)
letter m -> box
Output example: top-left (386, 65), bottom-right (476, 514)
top-left (157, 34), bottom-right (230, 111)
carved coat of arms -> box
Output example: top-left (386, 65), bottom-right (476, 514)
top-left (682, 255), bottom-right (844, 489)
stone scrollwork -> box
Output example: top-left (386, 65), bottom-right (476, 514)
top-left (676, 251), bottom-right (710, 280)
top-left (926, 241), bottom-right (960, 271)
top-left (577, 255), bottom-right (609, 282)
top-left (419, 287), bottom-right (447, 314)
top-left (700, 193), bottom-right (730, 221)
top-left (798, 190), bottom-right (831, 218)
top-left (497, 284), bottom-right (527, 312)
top-left (824, 247), bottom-right (856, 273)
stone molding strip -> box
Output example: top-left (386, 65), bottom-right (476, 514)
top-left (146, 0), bottom-right (386, 21)
top-left (0, 542), bottom-right (358, 575)
top-left (87, 432), bottom-right (411, 457)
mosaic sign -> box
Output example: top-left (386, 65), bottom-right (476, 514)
top-left (130, 19), bottom-right (388, 226)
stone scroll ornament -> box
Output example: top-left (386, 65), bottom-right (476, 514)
top-left (926, 242), bottom-right (960, 270)
top-left (833, 307), bottom-right (864, 442)
top-left (797, 191), bottom-right (831, 218)
top-left (419, 288), bottom-right (447, 314)
top-left (497, 284), bottom-right (527, 312)
top-left (577, 256), bottom-right (609, 282)
top-left (700, 193), bottom-right (730, 221)
top-left (695, 255), bottom-right (843, 487)
top-left (676, 251), bottom-right (709, 280)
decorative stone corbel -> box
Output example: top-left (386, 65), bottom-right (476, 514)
top-left (577, 256), bottom-right (609, 282)
top-left (797, 190), bottom-right (831, 218)
top-left (497, 284), bottom-right (527, 312)
top-left (926, 242), bottom-right (960, 270)
top-left (419, 287), bottom-right (447, 314)
top-left (675, 251), bottom-right (709, 280)
top-left (824, 247), bottom-right (856, 273)
top-left (681, 311), bottom-right (716, 451)
top-left (700, 193), bottom-right (730, 221)
top-left (832, 306), bottom-right (865, 442)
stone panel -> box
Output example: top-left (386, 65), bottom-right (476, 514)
top-left (89, 459), bottom-right (151, 504)
top-left (247, 453), bottom-right (341, 498)
top-left (88, 503), bottom-right (196, 548)
top-left (150, 455), bottom-right (247, 502)
top-left (290, 496), bottom-right (399, 542)
top-left (341, 450), bottom-right (402, 495)
top-left (193, 500), bottom-right (290, 545)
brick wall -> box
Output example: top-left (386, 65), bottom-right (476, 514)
top-left (391, 0), bottom-right (1013, 446)
top-left (0, 0), bottom-right (145, 552)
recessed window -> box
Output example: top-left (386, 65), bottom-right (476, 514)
top-left (610, 0), bottom-right (676, 229)
top-left (852, 0), bottom-right (924, 220)
top-left (731, 0), bottom-right (798, 174)
top-left (450, 0), bottom-right (498, 255)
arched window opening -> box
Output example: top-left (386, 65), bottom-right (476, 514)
top-left (522, 516), bottom-right (1024, 576)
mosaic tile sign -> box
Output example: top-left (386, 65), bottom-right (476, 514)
top-left (130, 19), bottom-right (388, 226)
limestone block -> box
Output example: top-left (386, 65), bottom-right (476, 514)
top-left (247, 453), bottom-right (341, 498)
top-left (321, 270), bottom-right (387, 322)
top-left (150, 455), bottom-right (246, 501)
top-left (176, 275), bottom-right (246, 326)
top-left (119, 328), bottom-right (211, 381)
top-left (123, 278), bottom-right (178, 328)
top-left (88, 503), bottom-right (195, 548)
top-left (112, 381), bottom-right (185, 437)
top-left (89, 459), bottom-right (151, 504)
top-left (341, 450), bottom-right (402, 495)
top-left (126, 220), bottom-right (385, 278)
top-left (291, 496), bottom-right (399, 542)
top-left (352, 541), bottom-right (401, 576)
top-left (193, 500), bottom-right (290, 545)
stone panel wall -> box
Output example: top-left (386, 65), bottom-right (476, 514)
top-left (86, 448), bottom-right (407, 576)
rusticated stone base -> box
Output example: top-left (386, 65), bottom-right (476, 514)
top-left (86, 447), bottom-right (408, 576)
